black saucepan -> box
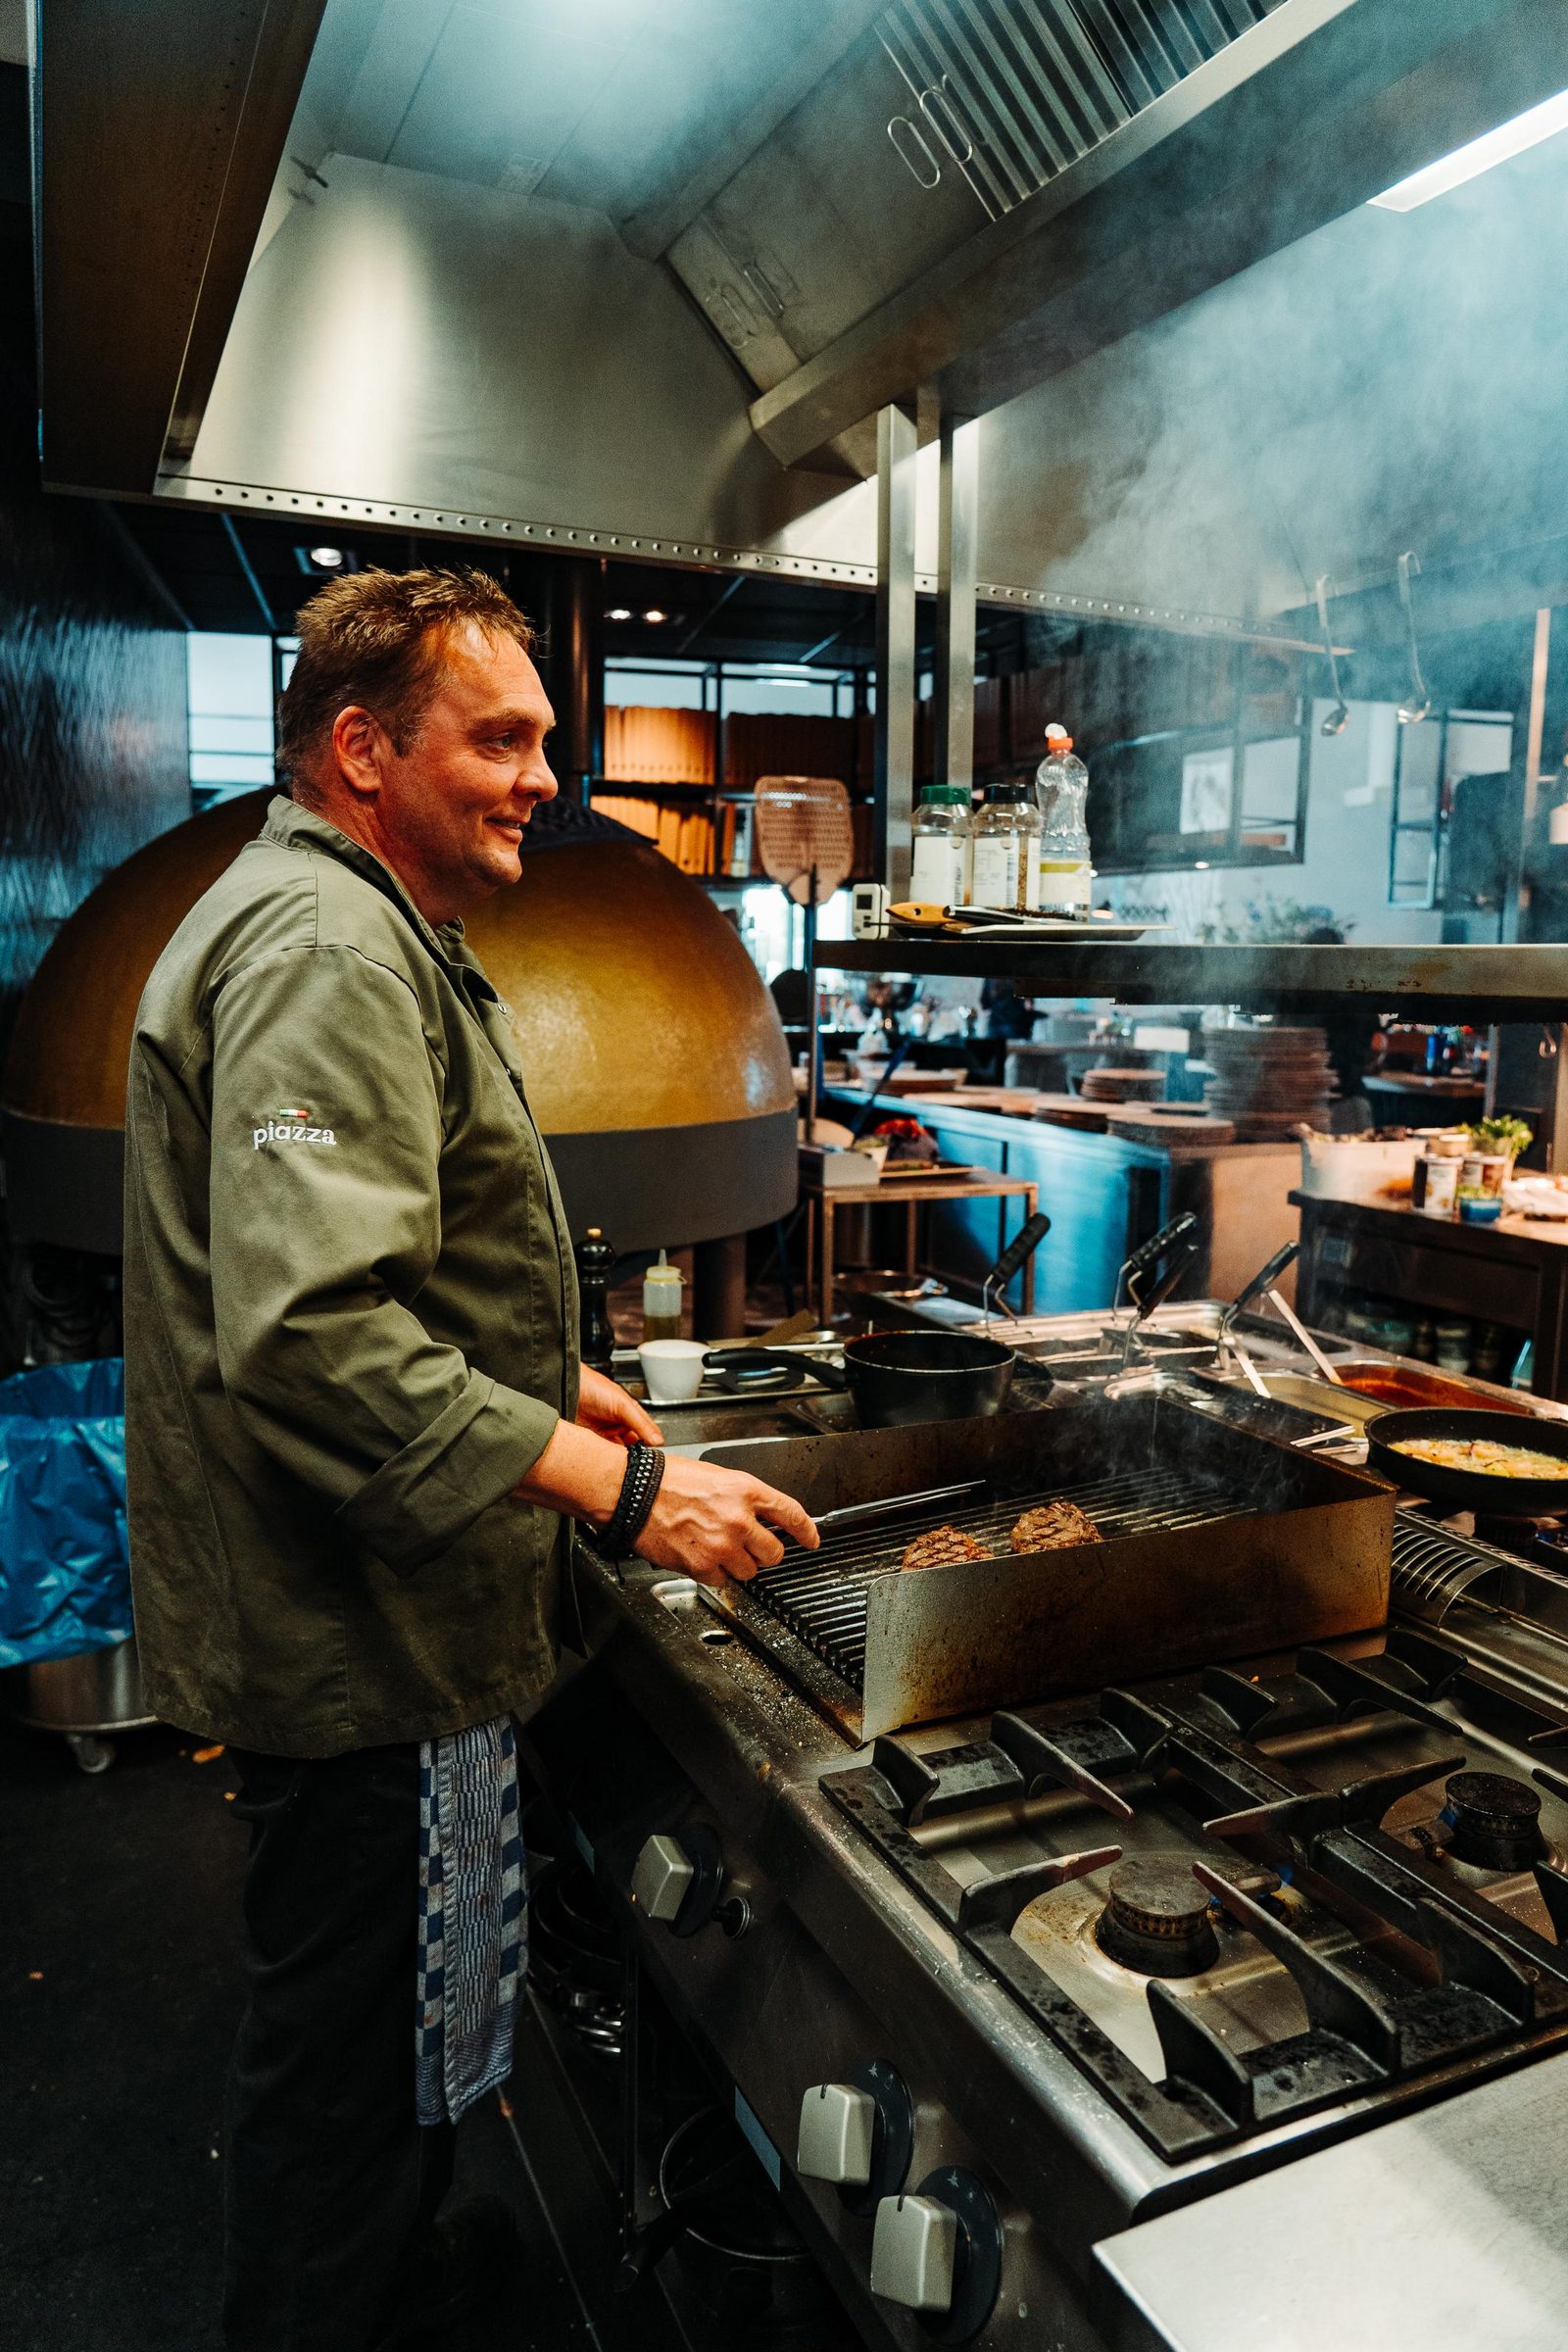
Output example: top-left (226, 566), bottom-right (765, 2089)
top-left (705, 1211), bottom-right (1047, 1424)
top-left (720, 1331), bottom-right (1016, 1427)
top-left (1364, 1406), bottom-right (1568, 1517)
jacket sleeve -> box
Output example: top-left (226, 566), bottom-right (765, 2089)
top-left (207, 943), bottom-right (561, 1572)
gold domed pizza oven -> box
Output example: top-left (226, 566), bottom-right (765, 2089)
top-left (1, 791), bottom-right (796, 1256)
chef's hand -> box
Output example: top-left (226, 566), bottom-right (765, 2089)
top-left (575, 1364), bottom-right (662, 1447)
top-left (514, 1420), bottom-right (813, 1586)
top-left (634, 1455), bottom-right (818, 1589)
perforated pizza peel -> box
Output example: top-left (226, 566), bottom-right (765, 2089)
top-left (755, 776), bottom-right (855, 1141)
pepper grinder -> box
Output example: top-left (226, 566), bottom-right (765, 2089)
top-left (575, 1227), bottom-right (617, 1372)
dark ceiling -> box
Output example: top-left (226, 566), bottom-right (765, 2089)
top-left (105, 496), bottom-right (1078, 675)
top-left (110, 497), bottom-right (909, 671)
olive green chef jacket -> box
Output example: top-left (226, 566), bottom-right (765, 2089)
top-left (122, 794), bottom-right (580, 1757)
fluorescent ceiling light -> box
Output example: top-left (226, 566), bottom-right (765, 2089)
top-left (1370, 85), bottom-right (1568, 211)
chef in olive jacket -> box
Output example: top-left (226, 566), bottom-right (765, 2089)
top-left (122, 566), bottom-right (815, 2352)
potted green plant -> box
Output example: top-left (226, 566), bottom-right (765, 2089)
top-left (1467, 1114), bottom-right (1532, 1172)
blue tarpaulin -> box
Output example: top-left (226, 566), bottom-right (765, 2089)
top-left (0, 1357), bottom-right (129, 1669)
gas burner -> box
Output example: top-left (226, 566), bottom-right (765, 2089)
top-left (820, 1638), bottom-right (1568, 2167)
top-left (1442, 1771), bottom-right (1543, 1871)
top-left (1469, 1512), bottom-right (1560, 1555)
top-left (1095, 1859), bottom-right (1218, 1978)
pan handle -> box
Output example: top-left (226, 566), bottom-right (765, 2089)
top-left (982, 1210), bottom-right (1052, 1318)
top-left (1119, 1211), bottom-right (1199, 1311)
top-left (1227, 1239), bottom-right (1300, 1323)
top-left (708, 1345), bottom-right (849, 1392)
top-left (1122, 1210), bottom-right (1199, 1285)
top-left (1138, 1233), bottom-right (1201, 1320)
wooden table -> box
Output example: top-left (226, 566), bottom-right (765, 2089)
top-left (802, 1169), bottom-right (1040, 1328)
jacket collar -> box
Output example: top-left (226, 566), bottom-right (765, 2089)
top-left (260, 794), bottom-right (498, 997)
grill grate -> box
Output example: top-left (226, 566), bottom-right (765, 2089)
top-left (751, 1464), bottom-right (1251, 1690)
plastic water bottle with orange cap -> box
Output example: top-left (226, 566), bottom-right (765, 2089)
top-left (1034, 722), bottom-right (1092, 917)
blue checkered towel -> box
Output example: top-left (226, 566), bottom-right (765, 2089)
top-left (415, 1715), bottom-right (526, 2128)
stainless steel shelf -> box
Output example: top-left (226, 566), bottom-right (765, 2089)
top-left (815, 939), bottom-right (1568, 1021)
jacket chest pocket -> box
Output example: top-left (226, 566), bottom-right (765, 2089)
top-left (429, 1034), bottom-right (536, 1234)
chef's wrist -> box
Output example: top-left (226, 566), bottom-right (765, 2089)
top-left (514, 1418), bottom-right (627, 1527)
top-left (583, 1442), bottom-right (665, 1559)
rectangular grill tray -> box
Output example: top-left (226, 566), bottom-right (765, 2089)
top-left (700, 1393), bottom-right (1394, 1738)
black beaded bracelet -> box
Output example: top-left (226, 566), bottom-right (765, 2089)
top-left (584, 1442), bottom-right (665, 1560)
top-left (619, 1443), bottom-right (665, 1550)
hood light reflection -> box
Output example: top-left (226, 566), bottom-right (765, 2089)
top-left (1370, 85), bottom-right (1568, 212)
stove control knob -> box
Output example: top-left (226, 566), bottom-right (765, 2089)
top-left (871, 2170), bottom-right (1003, 2337)
top-left (800, 2059), bottom-right (914, 2213)
top-left (629, 1825), bottom-right (725, 1936)
top-left (630, 1834), bottom-right (695, 1923)
top-left (797, 2082), bottom-right (877, 2186)
top-left (870, 2194), bottom-right (956, 2313)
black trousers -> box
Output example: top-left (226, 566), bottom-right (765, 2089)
top-left (223, 1742), bottom-right (455, 2352)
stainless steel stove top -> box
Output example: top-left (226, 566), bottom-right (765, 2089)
top-left (531, 1308), bottom-right (1568, 2351)
top-left (818, 1625), bottom-right (1568, 2162)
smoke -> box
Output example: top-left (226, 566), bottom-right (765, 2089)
top-left (977, 124), bottom-right (1568, 629)
top-left (961, 123), bottom-right (1568, 947)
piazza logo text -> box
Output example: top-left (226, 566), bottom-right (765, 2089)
top-left (254, 1104), bottom-right (337, 1151)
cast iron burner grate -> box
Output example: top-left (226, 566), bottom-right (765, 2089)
top-left (750, 1466), bottom-right (1250, 1692)
top-left (821, 1648), bottom-right (1568, 2163)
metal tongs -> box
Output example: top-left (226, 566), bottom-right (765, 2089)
top-left (1221, 1239), bottom-right (1343, 1387)
top-left (813, 1481), bottom-right (991, 1537)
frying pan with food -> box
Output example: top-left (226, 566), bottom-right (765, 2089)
top-left (1364, 1407), bottom-right (1568, 1516)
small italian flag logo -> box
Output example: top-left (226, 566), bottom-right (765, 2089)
top-left (277, 1105), bottom-right (310, 1121)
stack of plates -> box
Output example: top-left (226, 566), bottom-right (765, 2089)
top-left (1079, 1066), bottom-right (1165, 1104)
top-left (1202, 1025), bottom-right (1335, 1139)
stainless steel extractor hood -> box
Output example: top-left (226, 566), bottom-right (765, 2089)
top-left (31, 0), bottom-right (1568, 629)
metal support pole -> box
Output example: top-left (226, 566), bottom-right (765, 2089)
top-left (1546, 1027), bottom-right (1568, 1178)
top-left (875, 400), bottom-right (918, 902)
top-left (934, 412), bottom-right (977, 797)
top-left (1503, 606), bottom-right (1552, 945)
top-left (552, 557), bottom-right (605, 807)
top-left (805, 868), bottom-right (819, 1145)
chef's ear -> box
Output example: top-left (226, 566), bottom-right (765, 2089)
top-left (329, 703), bottom-right (391, 802)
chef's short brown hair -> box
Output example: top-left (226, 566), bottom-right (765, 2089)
top-left (279, 565), bottom-right (537, 802)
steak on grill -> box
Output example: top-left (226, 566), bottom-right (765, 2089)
top-left (1009, 1500), bottom-right (1102, 1553)
top-left (901, 1525), bottom-right (994, 1573)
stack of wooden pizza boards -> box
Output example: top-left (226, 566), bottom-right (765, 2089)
top-left (1200, 1024), bottom-right (1335, 1140)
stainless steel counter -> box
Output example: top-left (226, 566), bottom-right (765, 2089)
top-left (1093, 2050), bottom-right (1568, 2352)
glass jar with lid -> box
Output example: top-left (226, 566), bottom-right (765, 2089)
top-left (967, 783), bottom-right (1042, 912)
top-left (909, 784), bottom-right (972, 908)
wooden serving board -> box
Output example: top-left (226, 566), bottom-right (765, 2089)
top-left (1103, 1107), bottom-right (1238, 1149)
top-left (918, 1087), bottom-right (1045, 1116)
top-left (877, 1159), bottom-right (978, 1182)
top-left (1029, 1093), bottom-right (1109, 1132)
